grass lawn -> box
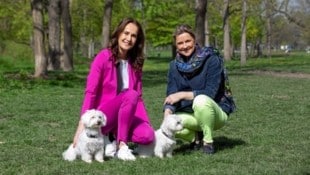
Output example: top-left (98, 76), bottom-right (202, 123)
top-left (0, 51), bottom-right (309, 175)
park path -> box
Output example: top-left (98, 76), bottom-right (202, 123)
top-left (248, 70), bottom-right (310, 79)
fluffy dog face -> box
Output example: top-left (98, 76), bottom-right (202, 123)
top-left (135, 114), bottom-right (183, 158)
top-left (162, 114), bottom-right (183, 133)
top-left (81, 109), bottom-right (107, 128)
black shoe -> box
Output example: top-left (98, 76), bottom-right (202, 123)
top-left (202, 143), bottom-right (215, 154)
top-left (189, 131), bottom-right (203, 150)
top-left (189, 141), bottom-right (202, 150)
top-left (108, 132), bottom-right (115, 142)
top-left (196, 131), bottom-right (203, 141)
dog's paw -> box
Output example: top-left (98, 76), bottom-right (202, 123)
top-left (154, 152), bottom-right (164, 159)
top-left (138, 154), bottom-right (152, 158)
top-left (166, 153), bottom-right (173, 158)
top-left (96, 158), bottom-right (104, 163)
top-left (81, 154), bottom-right (93, 163)
top-left (82, 159), bottom-right (92, 163)
top-left (95, 152), bottom-right (105, 163)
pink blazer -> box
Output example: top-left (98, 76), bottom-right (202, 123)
top-left (81, 48), bottom-right (149, 121)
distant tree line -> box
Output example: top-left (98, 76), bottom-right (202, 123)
top-left (0, 0), bottom-right (309, 77)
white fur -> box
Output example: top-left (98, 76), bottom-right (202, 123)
top-left (136, 114), bottom-right (183, 158)
top-left (104, 136), bottom-right (117, 158)
top-left (62, 109), bottom-right (107, 163)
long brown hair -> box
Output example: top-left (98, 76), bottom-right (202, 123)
top-left (108, 18), bottom-right (145, 71)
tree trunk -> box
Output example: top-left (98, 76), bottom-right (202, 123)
top-left (204, 10), bottom-right (210, 47)
top-left (88, 39), bottom-right (95, 58)
top-left (60, 0), bottom-right (73, 71)
top-left (47, 0), bottom-right (61, 70)
top-left (265, 0), bottom-right (272, 57)
top-left (80, 9), bottom-right (88, 58)
top-left (255, 38), bottom-right (263, 58)
top-left (195, 0), bottom-right (207, 46)
top-left (223, 0), bottom-right (232, 61)
top-left (102, 0), bottom-right (113, 48)
top-left (240, 0), bottom-right (247, 65)
top-left (31, 0), bottom-right (47, 78)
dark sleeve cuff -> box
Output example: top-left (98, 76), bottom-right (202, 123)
top-left (163, 104), bottom-right (176, 113)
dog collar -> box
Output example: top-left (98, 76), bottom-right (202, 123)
top-left (86, 133), bottom-right (98, 138)
top-left (161, 130), bottom-right (171, 139)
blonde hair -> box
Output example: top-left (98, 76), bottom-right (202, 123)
top-left (173, 24), bottom-right (195, 46)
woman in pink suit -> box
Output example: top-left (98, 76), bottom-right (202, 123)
top-left (72, 18), bottom-right (155, 161)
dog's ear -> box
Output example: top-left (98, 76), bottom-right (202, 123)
top-left (100, 113), bottom-right (107, 126)
top-left (96, 110), bottom-right (107, 123)
top-left (81, 111), bottom-right (92, 126)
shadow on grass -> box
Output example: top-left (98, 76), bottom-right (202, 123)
top-left (213, 136), bottom-right (246, 151)
top-left (1, 69), bottom-right (88, 90)
top-left (174, 136), bottom-right (246, 155)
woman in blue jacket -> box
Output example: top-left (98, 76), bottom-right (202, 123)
top-left (163, 24), bottom-right (235, 154)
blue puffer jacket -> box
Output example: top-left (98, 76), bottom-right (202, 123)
top-left (164, 46), bottom-right (234, 115)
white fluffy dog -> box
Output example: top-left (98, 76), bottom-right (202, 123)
top-left (62, 109), bottom-right (107, 163)
top-left (136, 114), bottom-right (183, 158)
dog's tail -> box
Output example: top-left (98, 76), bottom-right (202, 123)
top-left (104, 135), bottom-right (117, 158)
top-left (62, 144), bottom-right (77, 161)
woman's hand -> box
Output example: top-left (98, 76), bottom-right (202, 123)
top-left (164, 93), bottom-right (180, 105)
top-left (164, 91), bottom-right (194, 105)
top-left (164, 108), bottom-right (173, 118)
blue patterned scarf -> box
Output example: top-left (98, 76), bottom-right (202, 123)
top-left (175, 45), bottom-right (216, 76)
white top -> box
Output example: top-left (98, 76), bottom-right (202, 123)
top-left (119, 59), bottom-right (129, 91)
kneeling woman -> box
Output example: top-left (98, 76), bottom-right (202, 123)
top-left (72, 18), bottom-right (155, 161)
top-left (163, 24), bottom-right (235, 154)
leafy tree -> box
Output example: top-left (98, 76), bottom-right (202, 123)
top-left (271, 0), bottom-right (310, 50)
top-left (264, 0), bottom-right (276, 57)
top-left (195, 0), bottom-right (207, 46)
top-left (1, 0), bottom-right (309, 64)
top-left (0, 0), bottom-right (32, 44)
top-left (143, 0), bottom-right (195, 47)
top-left (71, 0), bottom-right (104, 57)
top-left (206, 1), bottom-right (224, 48)
top-left (246, 16), bottom-right (264, 57)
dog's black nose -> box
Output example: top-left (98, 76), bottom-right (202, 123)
top-left (97, 121), bottom-right (102, 125)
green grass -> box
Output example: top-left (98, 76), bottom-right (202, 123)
top-left (228, 52), bottom-right (310, 74)
top-left (0, 51), bottom-right (309, 175)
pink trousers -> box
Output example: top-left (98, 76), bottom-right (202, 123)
top-left (98, 89), bottom-right (154, 145)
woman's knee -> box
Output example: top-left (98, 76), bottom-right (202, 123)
top-left (177, 113), bottom-right (200, 131)
top-left (132, 124), bottom-right (155, 145)
top-left (175, 128), bottom-right (195, 142)
top-left (122, 89), bottom-right (139, 103)
top-left (139, 129), bottom-right (155, 144)
top-left (193, 95), bottom-right (213, 110)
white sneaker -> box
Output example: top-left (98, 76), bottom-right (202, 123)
top-left (105, 140), bottom-right (117, 158)
top-left (116, 145), bottom-right (136, 161)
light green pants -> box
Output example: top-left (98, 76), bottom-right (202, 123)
top-left (175, 95), bottom-right (228, 143)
